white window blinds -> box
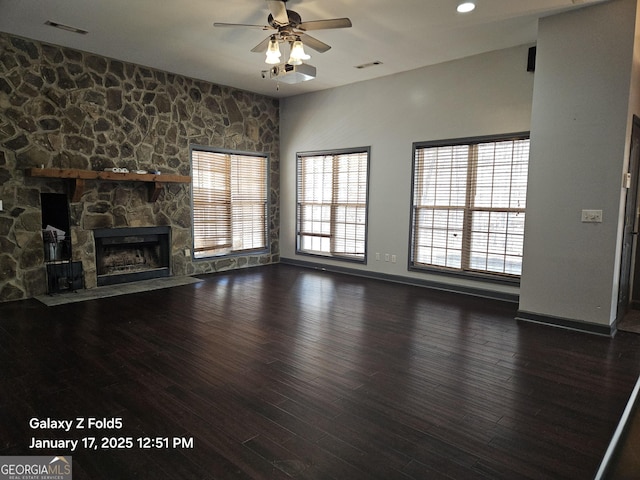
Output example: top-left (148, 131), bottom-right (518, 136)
top-left (297, 149), bottom-right (369, 261)
top-left (192, 149), bottom-right (268, 258)
top-left (412, 136), bottom-right (529, 277)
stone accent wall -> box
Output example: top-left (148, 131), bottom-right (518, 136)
top-left (0, 33), bottom-right (280, 302)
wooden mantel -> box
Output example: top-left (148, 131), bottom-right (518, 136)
top-left (25, 168), bottom-right (191, 202)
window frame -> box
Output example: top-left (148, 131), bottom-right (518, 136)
top-left (409, 133), bottom-right (530, 283)
top-left (190, 145), bottom-right (270, 260)
top-left (296, 147), bottom-right (371, 263)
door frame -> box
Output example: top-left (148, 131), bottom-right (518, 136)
top-left (617, 115), bottom-right (640, 320)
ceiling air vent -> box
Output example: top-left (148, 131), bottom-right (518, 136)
top-left (355, 61), bottom-right (383, 70)
top-left (45, 21), bottom-right (88, 35)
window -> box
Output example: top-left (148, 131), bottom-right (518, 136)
top-left (191, 148), bottom-right (268, 259)
top-left (410, 134), bottom-right (529, 278)
top-left (297, 148), bottom-right (369, 262)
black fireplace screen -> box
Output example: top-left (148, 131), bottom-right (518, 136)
top-left (94, 226), bottom-right (171, 286)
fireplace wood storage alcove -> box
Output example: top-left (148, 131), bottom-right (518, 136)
top-left (94, 226), bottom-right (171, 286)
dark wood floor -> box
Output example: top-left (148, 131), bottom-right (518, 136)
top-left (1, 264), bottom-right (640, 479)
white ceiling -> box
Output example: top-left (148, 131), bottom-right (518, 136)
top-left (0, 0), bottom-right (608, 98)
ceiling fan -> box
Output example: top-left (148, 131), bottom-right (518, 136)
top-left (214, 0), bottom-right (352, 64)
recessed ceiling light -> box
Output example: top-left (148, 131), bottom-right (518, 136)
top-left (457, 2), bottom-right (476, 13)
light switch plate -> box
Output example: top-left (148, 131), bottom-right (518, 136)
top-left (0, 200), bottom-right (3, 211)
top-left (581, 209), bottom-right (603, 223)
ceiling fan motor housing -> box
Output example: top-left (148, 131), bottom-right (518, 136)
top-left (268, 10), bottom-right (301, 28)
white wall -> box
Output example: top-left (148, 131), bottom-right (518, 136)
top-left (519, 0), bottom-right (639, 327)
top-left (280, 45), bottom-right (534, 297)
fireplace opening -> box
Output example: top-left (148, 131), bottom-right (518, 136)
top-left (94, 226), bottom-right (171, 286)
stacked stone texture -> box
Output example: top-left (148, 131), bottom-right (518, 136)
top-left (0, 33), bottom-right (280, 302)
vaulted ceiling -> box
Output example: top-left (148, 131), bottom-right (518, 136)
top-left (0, 0), bottom-right (609, 98)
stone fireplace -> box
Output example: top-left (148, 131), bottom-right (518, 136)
top-left (94, 226), bottom-right (171, 286)
top-left (0, 32), bottom-right (280, 303)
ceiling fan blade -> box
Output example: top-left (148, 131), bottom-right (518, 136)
top-left (251, 36), bottom-right (272, 53)
top-left (299, 33), bottom-right (331, 53)
top-left (298, 18), bottom-right (352, 31)
top-left (266, 0), bottom-right (289, 26)
top-left (214, 22), bottom-right (273, 30)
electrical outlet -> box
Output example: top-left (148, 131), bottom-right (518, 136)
top-left (391, 254), bottom-right (397, 263)
top-left (184, 248), bottom-right (191, 257)
top-left (384, 253), bottom-right (390, 262)
top-left (581, 209), bottom-right (603, 223)
top-left (375, 252), bottom-right (380, 261)
top-left (0, 200), bottom-right (3, 211)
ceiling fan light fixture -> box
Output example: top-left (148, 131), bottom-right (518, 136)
top-left (265, 36), bottom-right (282, 64)
top-left (288, 38), bottom-right (311, 66)
top-left (457, 2), bottom-right (476, 13)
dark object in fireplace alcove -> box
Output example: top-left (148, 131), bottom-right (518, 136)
top-left (41, 193), bottom-right (70, 233)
